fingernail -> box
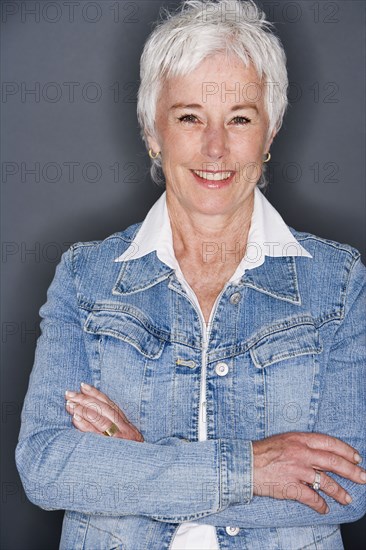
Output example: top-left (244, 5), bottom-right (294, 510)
top-left (81, 382), bottom-right (91, 391)
top-left (360, 472), bottom-right (366, 481)
top-left (65, 390), bottom-right (76, 398)
top-left (345, 494), bottom-right (352, 504)
top-left (66, 400), bottom-right (75, 407)
top-left (73, 413), bottom-right (82, 421)
top-left (354, 453), bottom-right (362, 463)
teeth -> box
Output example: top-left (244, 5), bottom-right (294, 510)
top-left (193, 170), bottom-right (232, 181)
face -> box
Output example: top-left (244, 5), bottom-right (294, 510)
top-left (147, 53), bottom-right (276, 218)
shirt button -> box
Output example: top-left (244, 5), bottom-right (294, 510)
top-left (215, 362), bottom-right (229, 376)
top-left (229, 292), bottom-right (241, 305)
top-left (225, 526), bottom-right (240, 536)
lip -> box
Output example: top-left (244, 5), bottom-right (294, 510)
top-left (190, 169), bottom-right (236, 189)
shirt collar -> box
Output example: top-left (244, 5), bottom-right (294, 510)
top-left (114, 187), bottom-right (312, 280)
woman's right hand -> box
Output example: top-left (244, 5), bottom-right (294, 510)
top-left (65, 383), bottom-right (144, 442)
top-left (252, 432), bottom-right (366, 513)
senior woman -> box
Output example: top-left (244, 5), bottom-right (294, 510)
top-left (16, 0), bottom-right (365, 549)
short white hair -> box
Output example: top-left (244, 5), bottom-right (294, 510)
top-left (137, 0), bottom-right (289, 190)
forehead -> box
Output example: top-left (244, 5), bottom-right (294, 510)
top-left (159, 53), bottom-right (263, 106)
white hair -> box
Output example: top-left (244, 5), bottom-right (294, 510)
top-left (137, 0), bottom-right (289, 190)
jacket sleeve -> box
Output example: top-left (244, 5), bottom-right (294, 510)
top-left (195, 253), bottom-right (366, 528)
top-left (15, 246), bottom-right (253, 522)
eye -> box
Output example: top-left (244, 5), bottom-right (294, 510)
top-left (231, 116), bottom-right (251, 125)
top-left (177, 114), bottom-right (251, 125)
top-left (177, 114), bottom-right (198, 124)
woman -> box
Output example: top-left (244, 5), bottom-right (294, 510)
top-left (16, 1), bottom-right (365, 549)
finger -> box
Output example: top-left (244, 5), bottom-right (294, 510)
top-left (295, 483), bottom-right (329, 515)
top-left (71, 411), bottom-right (100, 434)
top-left (320, 472), bottom-right (353, 505)
top-left (66, 394), bottom-right (120, 424)
top-left (301, 468), bottom-right (353, 506)
top-left (65, 389), bottom-right (144, 440)
top-left (79, 383), bottom-right (124, 415)
top-left (68, 386), bottom-right (131, 425)
top-left (303, 432), bottom-right (362, 465)
top-left (71, 404), bottom-right (143, 442)
top-left (310, 450), bottom-right (366, 485)
top-left (68, 401), bottom-right (143, 441)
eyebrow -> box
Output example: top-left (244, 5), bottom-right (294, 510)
top-left (170, 102), bottom-right (259, 113)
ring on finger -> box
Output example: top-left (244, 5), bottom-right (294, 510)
top-left (312, 469), bottom-right (322, 491)
top-left (103, 422), bottom-right (120, 437)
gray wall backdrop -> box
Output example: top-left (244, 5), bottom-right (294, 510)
top-left (1, 1), bottom-right (365, 548)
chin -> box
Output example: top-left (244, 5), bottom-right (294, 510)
top-left (189, 194), bottom-right (236, 216)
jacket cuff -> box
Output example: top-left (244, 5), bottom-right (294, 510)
top-left (219, 439), bottom-right (253, 508)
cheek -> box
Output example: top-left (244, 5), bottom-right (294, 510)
top-left (230, 142), bottom-right (264, 183)
top-left (231, 133), bottom-right (266, 164)
top-left (163, 132), bottom-right (199, 167)
top-left (243, 161), bottom-right (263, 184)
top-left (232, 124), bottom-right (266, 146)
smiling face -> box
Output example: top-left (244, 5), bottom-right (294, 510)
top-left (147, 52), bottom-right (276, 218)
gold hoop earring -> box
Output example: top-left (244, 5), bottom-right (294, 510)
top-left (263, 152), bottom-right (271, 163)
top-left (148, 149), bottom-right (160, 160)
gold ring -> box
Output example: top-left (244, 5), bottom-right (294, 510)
top-left (103, 422), bottom-right (119, 437)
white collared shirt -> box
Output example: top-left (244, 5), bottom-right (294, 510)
top-left (114, 187), bottom-right (312, 271)
top-left (115, 187), bottom-right (312, 549)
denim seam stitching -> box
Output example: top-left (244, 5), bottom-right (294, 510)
top-left (70, 517), bottom-right (125, 543)
top-left (83, 306), bottom-right (171, 341)
top-left (251, 346), bottom-right (323, 369)
top-left (83, 325), bottom-right (164, 359)
top-left (300, 527), bottom-right (340, 549)
top-left (292, 234), bottom-right (361, 259)
top-left (339, 254), bottom-right (361, 322)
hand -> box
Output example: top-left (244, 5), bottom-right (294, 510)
top-left (252, 432), bottom-right (366, 514)
top-left (65, 383), bottom-right (144, 442)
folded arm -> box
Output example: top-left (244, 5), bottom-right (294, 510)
top-left (16, 248), bottom-right (366, 526)
top-left (195, 254), bottom-right (366, 527)
top-left (15, 247), bottom-right (252, 522)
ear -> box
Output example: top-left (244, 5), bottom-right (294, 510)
top-left (146, 132), bottom-right (161, 154)
top-left (265, 129), bottom-right (277, 153)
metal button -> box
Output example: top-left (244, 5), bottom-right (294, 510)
top-left (229, 292), bottom-right (241, 305)
top-left (225, 526), bottom-right (240, 536)
top-left (176, 358), bottom-right (196, 369)
top-left (215, 362), bottom-right (229, 376)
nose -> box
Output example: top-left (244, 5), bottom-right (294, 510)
top-left (200, 124), bottom-right (229, 160)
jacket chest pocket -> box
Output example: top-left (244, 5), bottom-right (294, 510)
top-left (83, 307), bottom-right (170, 429)
top-left (249, 322), bottom-right (323, 436)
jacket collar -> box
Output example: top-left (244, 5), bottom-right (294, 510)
top-left (112, 249), bottom-right (302, 304)
top-left (112, 189), bottom-right (313, 304)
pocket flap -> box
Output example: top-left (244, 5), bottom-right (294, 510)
top-left (249, 323), bottom-right (323, 369)
top-left (84, 309), bottom-right (166, 359)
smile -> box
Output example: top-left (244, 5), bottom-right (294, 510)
top-left (192, 170), bottom-right (233, 181)
top-left (190, 169), bottom-right (236, 189)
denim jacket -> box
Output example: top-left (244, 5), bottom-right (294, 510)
top-left (16, 220), bottom-right (366, 550)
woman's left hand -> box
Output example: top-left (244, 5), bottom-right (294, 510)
top-left (65, 383), bottom-right (144, 442)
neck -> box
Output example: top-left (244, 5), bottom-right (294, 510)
top-left (166, 191), bottom-right (254, 268)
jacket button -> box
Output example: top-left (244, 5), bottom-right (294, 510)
top-left (225, 526), bottom-right (240, 536)
top-left (176, 358), bottom-right (196, 368)
top-left (229, 292), bottom-right (241, 305)
top-left (215, 362), bottom-right (229, 376)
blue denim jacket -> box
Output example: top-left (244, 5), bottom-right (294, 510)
top-left (16, 222), bottom-right (366, 550)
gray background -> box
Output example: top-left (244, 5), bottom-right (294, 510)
top-left (1, 0), bottom-right (365, 548)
